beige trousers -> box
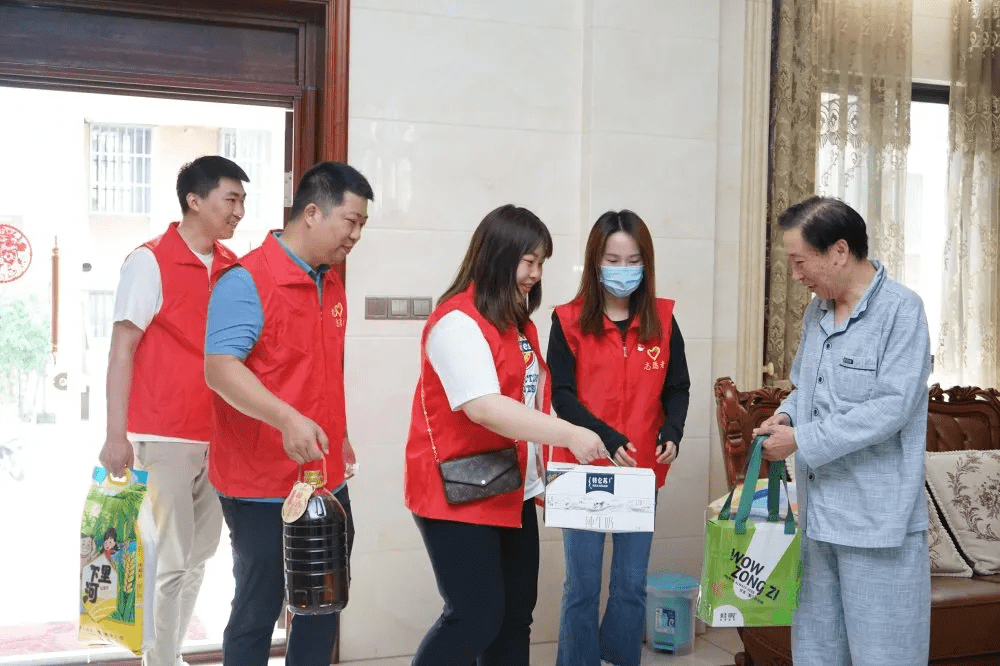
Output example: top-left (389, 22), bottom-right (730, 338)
top-left (134, 441), bottom-right (223, 666)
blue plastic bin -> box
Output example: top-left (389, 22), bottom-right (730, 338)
top-left (645, 572), bottom-right (699, 655)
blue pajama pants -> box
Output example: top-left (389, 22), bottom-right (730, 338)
top-left (793, 531), bottom-right (930, 666)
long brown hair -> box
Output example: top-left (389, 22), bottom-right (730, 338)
top-left (576, 210), bottom-right (660, 341)
top-left (439, 204), bottom-right (553, 332)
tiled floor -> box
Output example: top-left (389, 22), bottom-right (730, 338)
top-left (266, 628), bottom-right (742, 665)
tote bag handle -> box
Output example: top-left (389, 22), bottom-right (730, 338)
top-left (718, 435), bottom-right (796, 536)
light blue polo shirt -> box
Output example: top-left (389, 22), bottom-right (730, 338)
top-left (206, 231), bottom-right (344, 500)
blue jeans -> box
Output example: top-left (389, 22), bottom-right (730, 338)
top-left (556, 528), bottom-right (653, 666)
top-left (219, 486), bottom-right (355, 666)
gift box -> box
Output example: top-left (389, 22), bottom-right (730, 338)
top-left (544, 463), bottom-right (655, 533)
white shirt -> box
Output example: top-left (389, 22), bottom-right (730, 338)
top-left (426, 311), bottom-right (545, 500)
top-left (113, 245), bottom-right (214, 445)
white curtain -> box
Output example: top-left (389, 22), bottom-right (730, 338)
top-left (815, 0), bottom-right (913, 280)
top-left (938, 0), bottom-right (1000, 387)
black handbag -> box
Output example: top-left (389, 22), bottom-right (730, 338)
top-left (437, 446), bottom-right (522, 504)
top-left (419, 354), bottom-right (523, 505)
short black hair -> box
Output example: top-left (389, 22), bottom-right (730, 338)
top-left (176, 156), bottom-right (249, 213)
top-left (289, 162), bottom-right (374, 219)
top-left (778, 196), bottom-right (868, 260)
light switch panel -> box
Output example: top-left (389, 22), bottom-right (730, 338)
top-left (412, 298), bottom-right (432, 318)
top-left (366, 296), bottom-right (433, 320)
top-left (389, 298), bottom-right (410, 317)
top-left (365, 297), bottom-right (388, 319)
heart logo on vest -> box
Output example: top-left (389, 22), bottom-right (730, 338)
top-left (332, 303), bottom-right (344, 317)
top-left (646, 346), bottom-right (661, 361)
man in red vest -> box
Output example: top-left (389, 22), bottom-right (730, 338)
top-left (204, 161), bottom-right (373, 666)
top-left (99, 155), bottom-right (249, 666)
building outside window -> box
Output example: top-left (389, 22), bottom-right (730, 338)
top-left (89, 123), bottom-right (153, 215)
top-left (219, 128), bottom-right (271, 222)
top-left (85, 290), bottom-right (114, 340)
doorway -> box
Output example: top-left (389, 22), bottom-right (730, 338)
top-left (0, 86), bottom-right (286, 663)
top-left (0, 1), bottom-right (350, 662)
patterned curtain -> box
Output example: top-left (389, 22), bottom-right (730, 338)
top-left (937, 0), bottom-right (1000, 387)
top-left (766, 0), bottom-right (912, 384)
top-left (766, 0), bottom-right (818, 384)
top-left (815, 0), bottom-right (912, 280)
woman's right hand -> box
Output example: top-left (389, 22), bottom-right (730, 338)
top-left (566, 426), bottom-right (605, 464)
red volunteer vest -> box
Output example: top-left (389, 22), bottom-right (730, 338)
top-left (127, 222), bottom-right (238, 441)
top-left (404, 285), bottom-right (552, 528)
top-left (209, 233), bottom-right (348, 497)
top-left (547, 298), bottom-right (675, 487)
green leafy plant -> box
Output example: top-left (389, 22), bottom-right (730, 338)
top-left (0, 298), bottom-right (50, 419)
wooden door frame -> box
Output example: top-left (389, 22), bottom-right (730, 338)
top-left (0, 0), bottom-right (350, 175)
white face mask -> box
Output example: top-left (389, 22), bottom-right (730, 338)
top-left (600, 265), bottom-right (644, 297)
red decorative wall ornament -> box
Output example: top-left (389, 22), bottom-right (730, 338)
top-left (0, 224), bottom-right (32, 283)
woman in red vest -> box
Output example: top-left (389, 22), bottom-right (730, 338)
top-left (548, 210), bottom-right (690, 666)
top-left (405, 204), bottom-right (605, 666)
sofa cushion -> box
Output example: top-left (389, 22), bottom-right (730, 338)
top-left (931, 576), bottom-right (1000, 608)
top-left (925, 450), bottom-right (1000, 576)
top-left (926, 486), bottom-right (973, 577)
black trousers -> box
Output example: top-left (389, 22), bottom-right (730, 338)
top-left (219, 485), bottom-right (355, 666)
top-left (412, 500), bottom-right (539, 666)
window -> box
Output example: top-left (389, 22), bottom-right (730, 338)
top-left (89, 123), bottom-right (152, 214)
top-left (904, 85), bottom-right (949, 375)
top-left (904, 102), bottom-right (948, 347)
top-left (86, 290), bottom-right (115, 339)
top-left (219, 128), bottom-right (271, 221)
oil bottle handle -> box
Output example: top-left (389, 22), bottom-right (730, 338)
top-left (298, 458), bottom-right (328, 487)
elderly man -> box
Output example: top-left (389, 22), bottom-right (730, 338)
top-left (754, 196), bottom-right (931, 666)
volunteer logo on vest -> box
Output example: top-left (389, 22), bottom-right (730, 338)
top-left (586, 472), bottom-right (615, 494)
top-left (332, 302), bottom-right (344, 327)
top-left (644, 345), bottom-right (665, 371)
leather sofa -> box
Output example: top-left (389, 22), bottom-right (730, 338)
top-left (713, 377), bottom-right (1000, 666)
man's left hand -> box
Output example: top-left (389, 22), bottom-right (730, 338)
top-left (756, 424), bottom-right (797, 461)
top-left (343, 437), bottom-right (357, 479)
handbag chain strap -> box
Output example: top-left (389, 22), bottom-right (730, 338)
top-left (420, 324), bottom-right (534, 465)
top-left (418, 354), bottom-right (443, 465)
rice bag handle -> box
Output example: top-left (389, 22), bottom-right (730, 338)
top-left (100, 466), bottom-right (131, 487)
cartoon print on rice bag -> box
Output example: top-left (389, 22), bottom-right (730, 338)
top-left (101, 527), bottom-right (121, 564)
top-left (81, 533), bottom-right (98, 567)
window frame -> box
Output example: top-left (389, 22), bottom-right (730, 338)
top-left (88, 122), bottom-right (153, 215)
